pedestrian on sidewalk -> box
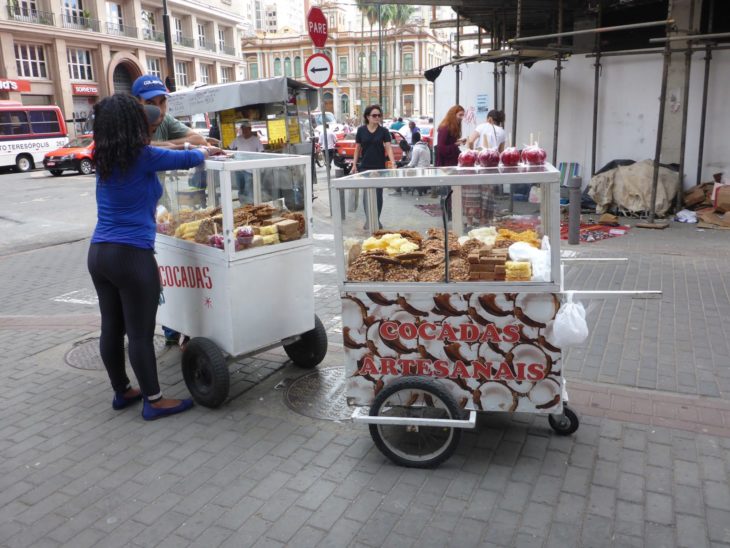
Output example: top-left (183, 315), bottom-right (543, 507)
top-left (88, 94), bottom-right (218, 420)
top-left (433, 105), bottom-right (465, 198)
top-left (351, 104), bottom-right (395, 230)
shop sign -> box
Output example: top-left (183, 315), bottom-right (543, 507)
top-left (72, 83), bottom-right (99, 96)
top-left (0, 79), bottom-right (31, 92)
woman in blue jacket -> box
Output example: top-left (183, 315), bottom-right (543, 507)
top-left (88, 94), bottom-right (215, 420)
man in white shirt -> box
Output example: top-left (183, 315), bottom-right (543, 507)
top-left (229, 121), bottom-right (264, 152)
top-left (466, 110), bottom-right (506, 152)
top-left (229, 121), bottom-right (263, 203)
top-left (323, 123), bottom-right (338, 167)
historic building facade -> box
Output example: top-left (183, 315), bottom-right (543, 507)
top-left (241, 4), bottom-right (453, 120)
top-left (0, 0), bottom-right (249, 133)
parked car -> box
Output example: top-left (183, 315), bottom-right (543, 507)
top-left (42, 135), bottom-right (94, 176)
top-left (334, 130), bottom-right (407, 168)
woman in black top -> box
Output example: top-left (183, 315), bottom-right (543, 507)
top-left (352, 104), bottom-right (395, 230)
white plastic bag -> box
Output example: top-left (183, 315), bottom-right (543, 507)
top-left (552, 293), bottom-right (589, 347)
top-left (528, 185), bottom-right (542, 203)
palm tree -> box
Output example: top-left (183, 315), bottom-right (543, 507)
top-left (389, 5), bottom-right (415, 117)
top-left (355, 1), bottom-right (377, 112)
top-left (378, 4), bottom-right (395, 110)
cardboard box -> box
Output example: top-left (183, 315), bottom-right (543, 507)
top-left (684, 185), bottom-right (706, 208)
top-left (714, 185), bottom-right (730, 214)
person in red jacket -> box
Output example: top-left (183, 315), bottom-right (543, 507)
top-left (435, 105), bottom-right (465, 167)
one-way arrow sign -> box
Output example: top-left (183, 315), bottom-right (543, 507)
top-left (304, 53), bottom-right (333, 88)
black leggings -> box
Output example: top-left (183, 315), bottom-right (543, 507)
top-left (88, 243), bottom-right (161, 398)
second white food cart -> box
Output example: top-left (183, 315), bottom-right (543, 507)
top-left (331, 164), bottom-right (577, 467)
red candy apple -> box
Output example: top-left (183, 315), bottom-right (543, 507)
top-left (521, 145), bottom-right (547, 165)
top-left (477, 148), bottom-right (501, 167)
top-left (458, 149), bottom-right (478, 167)
top-left (500, 147), bottom-right (520, 166)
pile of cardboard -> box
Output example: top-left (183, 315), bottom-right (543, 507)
top-left (686, 174), bottom-right (730, 228)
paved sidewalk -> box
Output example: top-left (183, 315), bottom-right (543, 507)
top-left (1, 182), bottom-right (730, 547)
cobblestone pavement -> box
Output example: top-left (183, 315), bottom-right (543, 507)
top-left (1, 178), bottom-right (730, 547)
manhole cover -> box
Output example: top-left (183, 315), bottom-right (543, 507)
top-left (284, 367), bottom-right (350, 421)
top-left (65, 336), bottom-right (168, 371)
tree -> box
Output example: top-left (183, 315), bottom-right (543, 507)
top-left (389, 5), bottom-right (415, 117)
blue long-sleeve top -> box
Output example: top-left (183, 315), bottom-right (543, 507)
top-left (92, 146), bottom-right (205, 249)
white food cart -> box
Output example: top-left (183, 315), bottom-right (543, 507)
top-left (155, 152), bottom-right (326, 408)
top-left (331, 164), bottom-right (576, 467)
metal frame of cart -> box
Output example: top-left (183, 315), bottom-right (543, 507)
top-left (155, 152), bottom-right (327, 408)
top-left (330, 164), bottom-right (659, 467)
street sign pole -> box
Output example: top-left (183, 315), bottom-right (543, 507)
top-left (306, 6), bottom-right (332, 216)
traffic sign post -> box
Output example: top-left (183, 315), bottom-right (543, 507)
top-left (305, 7), bottom-right (332, 215)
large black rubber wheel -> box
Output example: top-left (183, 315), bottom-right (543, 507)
top-left (15, 154), bottom-right (33, 172)
top-left (181, 337), bottom-right (229, 408)
top-left (79, 159), bottom-right (93, 175)
top-left (369, 377), bottom-right (462, 468)
top-left (548, 404), bottom-right (580, 435)
top-left (283, 314), bottom-right (327, 369)
top-left (50, 170), bottom-right (63, 176)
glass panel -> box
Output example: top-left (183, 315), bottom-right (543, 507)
top-left (0, 111), bottom-right (30, 136)
top-left (157, 158), bottom-right (308, 253)
top-left (338, 169), bottom-right (554, 284)
top-left (29, 110), bottom-right (61, 133)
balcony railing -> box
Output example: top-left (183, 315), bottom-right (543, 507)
top-left (106, 21), bottom-right (137, 38)
top-left (142, 28), bottom-right (165, 42)
top-left (6, 4), bottom-right (54, 25)
top-left (174, 35), bottom-right (194, 48)
top-left (198, 40), bottom-right (216, 52)
top-left (60, 13), bottom-right (100, 32)
top-left (219, 44), bottom-right (235, 56)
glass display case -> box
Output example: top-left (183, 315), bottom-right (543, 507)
top-left (331, 164), bottom-right (562, 292)
top-left (156, 151), bottom-right (309, 260)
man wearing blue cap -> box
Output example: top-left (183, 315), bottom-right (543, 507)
top-left (133, 75), bottom-right (206, 348)
top-left (131, 74), bottom-right (207, 148)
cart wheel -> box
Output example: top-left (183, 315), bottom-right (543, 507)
top-left (548, 404), bottom-right (580, 435)
top-left (181, 337), bottom-right (229, 408)
top-left (369, 377), bottom-right (462, 468)
top-left (283, 314), bottom-right (328, 369)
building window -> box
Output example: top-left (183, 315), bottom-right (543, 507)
top-left (10, 0), bottom-right (38, 17)
top-left (63, 0), bottom-right (84, 24)
top-left (338, 56), bottom-right (347, 78)
top-left (370, 52), bottom-right (377, 74)
top-left (67, 48), bottom-right (94, 80)
top-left (274, 58), bottom-right (282, 77)
top-left (284, 57), bottom-right (292, 77)
top-left (175, 61), bottom-right (189, 87)
top-left (15, 44), bottom-right (47, 78)
top-left (218, 28), bottom-right (225, 50)
top-left (197, 23), bottom-right (206, 47)
top-left (403, 53), bottom-right (413, 73)
top-left (248, 62), bottom-right (258, 80)
top-left (147, 57), bottom-right (161, 77)
top-left (294, 56), bottom-right (302, 77)
top-left (340, 94), bottom-right (349, 117)
top-left (141, 9), bottom-right (156, 38)
top-left (174, 18), bottom-right (183, 43)
top-left (199, 64), bottom-right (210, 84)
top-left (106, 2), bottom-right (122, 28)
top-left (221, 66), bottom-right (232, 83)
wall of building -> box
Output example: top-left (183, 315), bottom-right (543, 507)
top-left (436, 49), bottom-right (730, 189)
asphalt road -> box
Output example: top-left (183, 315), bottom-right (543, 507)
top-left (0, 167), bottom-right (97, 257)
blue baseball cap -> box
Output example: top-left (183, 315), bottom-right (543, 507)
top-left (131, 75), bottom-right (168, 100)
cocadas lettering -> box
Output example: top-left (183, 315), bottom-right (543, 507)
top-left (379, 320), bottom-right (520, 343)
top-left (158, 265), bottom-right (212, 289)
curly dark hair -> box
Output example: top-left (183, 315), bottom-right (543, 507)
top-left (92, 94), bottom-right (149, 180)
